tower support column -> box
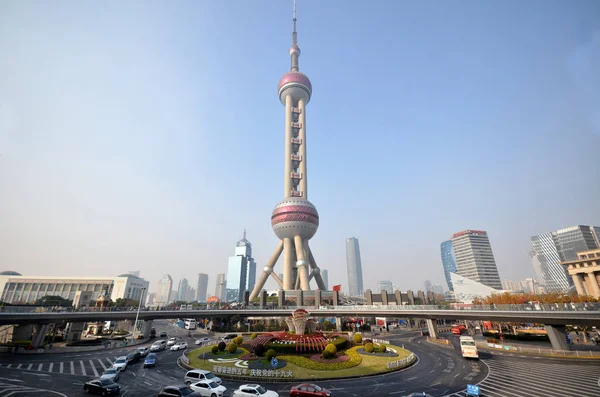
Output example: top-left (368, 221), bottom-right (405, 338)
top-left (294, 235), bottom-right (310, 290)
top-left (284, 95), bottom-right (293, 197)
top-left (307, 245), bottom-right (327, 290)
top-left (283, 238), bottom-right (295, 290)
top-left (298, 98), bottom-right (307, 197)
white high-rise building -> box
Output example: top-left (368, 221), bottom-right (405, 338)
top-left (451, 230), bottom-right (502, 290)
top-left (531, 225), bottom-right (600, 293)
top-left (215, 273), bottom-right (226, 302)
top-left (320, 269), bottom-right (329, 290)
top-left (346, 237), bottom-right (364, 296)
top-left (156, 274), bottom-right (173, 306)
top-left (226, 231), bottom-right (257, 302)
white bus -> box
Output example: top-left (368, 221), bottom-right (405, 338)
top-left (184, 319), bottom-right (197, 330)
top-left (459, 336), bottom-right (479, 359)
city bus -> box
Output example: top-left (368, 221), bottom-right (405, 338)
top-left (459, 336), bottom-right (479, 359)
top-left (184, 319), bottom-right (197, 330)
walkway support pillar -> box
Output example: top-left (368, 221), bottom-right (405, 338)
top-left (335, 317), bottom-right (342, 332)
top-left (31, 324), bottom-right (50, 348)
top-left (544, 325), bottom-right (570, 351)
top-left (142, 320), bottom-right (153, 338)
top-left (426, 318), bottom-right (438, 339)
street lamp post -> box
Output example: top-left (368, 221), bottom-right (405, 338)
top-left (131, 287), bottom-right (147, 344)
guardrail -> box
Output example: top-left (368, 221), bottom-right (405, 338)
top-left (386, 352), bottom-right (416, 369)
top-left (475, 341), bottom-right (600, 358)
top-left (1, 302), bottom-right (599, 313)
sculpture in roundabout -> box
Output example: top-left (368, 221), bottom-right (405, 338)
top-left (184, 309), bottom-right (416, 381)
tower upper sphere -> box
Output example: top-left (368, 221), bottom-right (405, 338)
top-left (278, 71), bottom-right (312, 105)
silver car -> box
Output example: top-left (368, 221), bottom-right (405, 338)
top-left (100, 368), bottom-right (120, 382)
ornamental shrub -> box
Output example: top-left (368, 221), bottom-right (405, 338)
top-left (353, 333), bottom-right (362, 344)
top-left (325, 343), bottom-right (337, 354)
top-left (329, 336), bottom-right (349, 351)
top-left (211, 345), bottom-right (219, 354)
top-left (218, 341), bottom-right (226, 351)
top-left (266, 349), bottom-right (277, 361)
top-left (251, 333), bottom-right (258, 340)
top-left (282, 346), bottom-right (362, 370)
top-left (379, 344), bottom-right (387, 353)
top-left (254, 345), bottom-right (266, 357)
top-left (234, 336), bottom-right (244, 345)
top-left (227, 343), bottom-right (238, 353)
top-left (322, 349), bottom-right (335, 359)
top-left (365, 342), bottom-right (374, 353)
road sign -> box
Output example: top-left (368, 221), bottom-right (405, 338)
top-left (270, 358), bottom-right (279, 368)
top-left (466, 384), bottom-right (480, 396)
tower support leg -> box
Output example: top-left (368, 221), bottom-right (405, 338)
top-left (250, 240), bottom-right (284, 300)
top-left (294, 235), bottom-right (310, 290)
top-left (307, 244), bottom-right (327, 290)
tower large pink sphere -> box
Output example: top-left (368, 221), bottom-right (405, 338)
top-left (271, 198), bottom-right (319, 240)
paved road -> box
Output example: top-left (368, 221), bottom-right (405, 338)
top-left (1, 325), bottom-right (599, 396)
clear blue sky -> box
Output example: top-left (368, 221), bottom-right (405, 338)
top-left (1, 0), bottom-right (599, 295)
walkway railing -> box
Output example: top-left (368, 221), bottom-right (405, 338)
top-left (2, 302), bottom-right (599, 313)
top-left (476, 341), bottom-right (600, 358)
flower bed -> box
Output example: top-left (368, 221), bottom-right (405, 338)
top-left (280, 346), bottom-right (362, 370)
top-left (309, 353), bottom-right (350, 363)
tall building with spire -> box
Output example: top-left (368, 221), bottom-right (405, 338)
top-left (250, 0), bottom-right (326, 299)
top-left (226, 230), bottom-right (257, 302)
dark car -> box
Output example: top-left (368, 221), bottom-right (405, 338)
top-left (84, 378), bottom-right (121, 395)
top-left (290, 383), bottom-right (332, 397)
top-left (222, 334), bottom-right (238, 341)
top-left (157, 385), bottom-right (200, 397)
top-left (126, 351), bottom-right (141, 364)
top-left (160, 331), bottom-right (168, 338)
top-left (144, 353), bottom-right (157, 368)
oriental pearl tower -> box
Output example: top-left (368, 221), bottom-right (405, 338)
top-left (249, 1), bottom-right (327, 300)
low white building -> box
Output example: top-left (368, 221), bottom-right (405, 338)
top-left (0, 271), bottom-right (149, 305)
top-left (450, 272), bottom-right (504, 304)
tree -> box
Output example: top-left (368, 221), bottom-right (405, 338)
top-left (113, 298), bottom-right (139, 307)
top-left (34, 295), bottom-right (73, 307)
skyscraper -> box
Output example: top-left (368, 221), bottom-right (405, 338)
top-left (226, 231), bottom-right (257, 302)
top-left (431, 284), bottom-right (444, 296)
top-left (450, 230), bottom-right (502, 290)
top-left (346, 237), bottom-right (364, 296)
top-left (377, 280), bottom-right (393, 294)
top-left (424, 280), bottom-right (432, 293)
top-left (156, 274), bottom-right (173, 306)
top-left (530, 225), bottom-right (600, 293)
top-left (196, 273), bottom-right (208, 302)
top-left (250, 1), bottom-right (326, 300)
top-left (215, 273), bottom-right (226, 302)
top-left (177, 278), bottom-right (189, 302)
top-left (440, 240), bottom-right (457, 291)
top-left (320, 269), bottom-right (328, 290)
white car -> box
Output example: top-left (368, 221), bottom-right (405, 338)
top-left (190, 380), bottom-right (227, 397)
top-left (112, 356), bottom-right (128, 371)
top-left (100, 368), bottom-right (120, 382)
top-left (184, 369), bottom-right (222, 386)
top-left (233, 384), bottom-right (279, 397)
top-left (136, 346), bottom-right (150, 357)
top-left (150, 340), bottom-right (167, 352)
top-left (195, 337), bottom-right (211, 345)
top-left (167, 337), bottom-right (178, 346)
top-left (170, 341), bottom-right (188, 351)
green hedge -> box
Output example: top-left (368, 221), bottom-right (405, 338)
top-left (281, 346), bottom-right (362, 370)
top-left (265, 342), bottom-right (297, 354)
top-left (329, 336), bottom-right (348, 351)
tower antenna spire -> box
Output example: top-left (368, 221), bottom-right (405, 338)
top-left (243, 229), bottom-right (246, 240)
top-left (290, 0), bottom-right (300, 71)
top-left (292, 0), bottom-right (297, 45)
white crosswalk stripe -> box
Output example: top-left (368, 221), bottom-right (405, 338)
top-left (445, 358), bottom-right (600, 397)
top-left (88, 360), bottom-right (99, 377)
top-left (97, 358), bottom-right (108, 371)
top-left (0, 358), bottom-right (114, 377)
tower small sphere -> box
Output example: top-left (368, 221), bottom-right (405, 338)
top-left (271, 198), bottom-right (319, 240)
top-left (278, 71), bottom-right (312, 105)
top-left (296, 259), bottom-right (308, 268)
top-left (289, 44), bottom-right (301, 57)
top-left (263, 266), bottom-right (273, 274)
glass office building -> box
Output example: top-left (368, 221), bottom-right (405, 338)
top-left (226, 232), bottom-right (256, 302)
top-left (346, 237), bottom-right (364, 296)
top-left (440, 240), bottom-right (457, 291)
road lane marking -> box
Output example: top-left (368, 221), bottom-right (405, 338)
top-left (89, 360), bottom-right (99, 377)
top-left (430, 381), bottom-right (441, 386)
top-left (0, 378), bottom-right (24, 383)
top-left (59, 362), bottom-right (63, 373)
top-left (27, 364), bottom-right (32, 370)
top-left (143, 381), bottom-right (152, 386)
top-left (70, 361), bottom-right (75, 375)
top-left (37, 363), bottom-right (43, 371)
top-left (131, 372), bottom-right (136, 377)
top-left (48, 363), bottom-right (53, 372)
top-left (406, 376), bottom-right (417, 381)
top-left (97, 359), bottom-right (108, 371)
top-left (80, 361), bottom-right (87, 376)
top-left (6, 364), bottom-right (11, 368)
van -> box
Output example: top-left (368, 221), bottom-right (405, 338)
top-left (184, 369), bottom-right (222, 386)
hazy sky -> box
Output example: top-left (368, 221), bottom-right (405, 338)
top-left (1, 0), bottom-right (599, 296)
